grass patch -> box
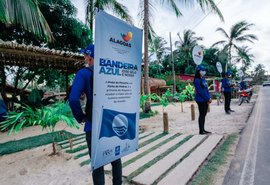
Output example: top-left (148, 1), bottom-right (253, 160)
top-left (140, 110), bottom-right (158, 120)
top-left (57, 134), bottom-right (85, 146)
top-left (138, 132), bottom-right (154, 140)
top-left (61, 139), bottom-right (86, 149)
top-left (74, 151), bottom-right (89, 159)
top-left (65, 144), bottom-right (88, 153)
top-left (123, 133), bottom-right (181, 168)
top-left (80, 159), bottom-right (90, 167)
top-left (190, 134), bottom-right (238, 185)
top-left (0, 130), bottom-right (78, 156)
top-left (127, 135), bottom-right (193, 180)
top-left (139, 132), bottom-right (170, 148)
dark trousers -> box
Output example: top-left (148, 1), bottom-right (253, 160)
top-left (197, 102), bottom-right (208, 133)
top-left (86, 132), bottom-right (122, 185)
top-left (223, 92), bottom-right (231, 112)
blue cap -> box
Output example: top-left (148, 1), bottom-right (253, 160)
top-left (80, 44), bottom-right (94, 58)
top-left (225, 71), bottom-right (232, 76)
top-left (196, 65), bottom-right (206, 71)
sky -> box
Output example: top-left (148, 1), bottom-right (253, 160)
top-left (71, 0), bottom-right (270, 73)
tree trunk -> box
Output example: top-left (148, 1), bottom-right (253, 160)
top-left (181, 102), bottom-right (183, 112)
top-left (87, 0), bottom-right (94, 43)
top-left (169, 32), bottom-right (176, 95)
top-left (143, 0), bottom-right (151, 113)
top-left (227, 43), bottom-right (232, 71)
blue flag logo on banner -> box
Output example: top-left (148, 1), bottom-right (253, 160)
top-left (99, 109), bottom-right (136, 140)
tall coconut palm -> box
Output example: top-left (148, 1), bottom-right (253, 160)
top-left (141, 0), bottom-right (224, 112)
top-left (0, 0), bottom-right (53, 42)
top-left (175, 29), bottom-right (203, 66)
top-left (85, 0), bottom-right (133, 41)
top-left (149, 36), bottom-right (168, 74)
top-left (213, 20), bottom-right (258, 71)
top-left (233, 46), bottom-right (254, 74)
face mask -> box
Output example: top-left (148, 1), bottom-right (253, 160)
top-left (84, 61), bottom-right (89, 67)
top-left (200, 71), bottom-right (206, 76)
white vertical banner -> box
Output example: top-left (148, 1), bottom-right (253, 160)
top-left (91, 10), bottom-right (142, 170)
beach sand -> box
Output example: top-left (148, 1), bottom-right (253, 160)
top-left (0, 98), bottom-right (254, 185)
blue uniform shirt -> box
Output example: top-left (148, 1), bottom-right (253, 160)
top-left (194, 77), bottom-right (210, 102)
top-left (221, 78), bottom-right (232, 92)
top-left (239, 81), bottom-right (247, 90)
top-left (69, 66), bottom-right (94, 132)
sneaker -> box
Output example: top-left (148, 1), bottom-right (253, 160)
top-left (229, 109), bottom-right (235, 112)
top-left (226, 111), bottom-right (231, 114)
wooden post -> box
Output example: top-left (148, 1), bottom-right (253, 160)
top-left (191, 103), bottom-right (195, 121)
top-left (163, 112), bottom-right (169, 133)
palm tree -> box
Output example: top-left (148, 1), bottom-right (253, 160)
top-left (213, 20), bottom-right (258, 71)
top-left (85, 0), bottom-right (133, 41)
top-left (175, 29), bottom-right (203, 66)
top-left (0, 0), bottom-right (53, 42)
top-left (233, 46), bottom-right (254, 74)
top-left (141, 0), bottom-right (224, 112)
top-left (149, 36), bottom-right (168, 74)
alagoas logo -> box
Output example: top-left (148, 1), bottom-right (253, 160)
top-left (109, 31), bottom-right (132, 48)
top-left (121, 32), bottom-right (132, 42)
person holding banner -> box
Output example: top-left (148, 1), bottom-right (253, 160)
top-left (221, 71), bottom-right (235, 114)
top-left (193, 65), bottom-right (212, 135)
top-left (69, 44), bottom-right (122, 185)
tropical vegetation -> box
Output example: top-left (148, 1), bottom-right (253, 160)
top-left (0, 102), bottom-right (78, 155)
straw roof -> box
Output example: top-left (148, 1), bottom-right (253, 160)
top-left (0, 40), bottom-right (85, 74)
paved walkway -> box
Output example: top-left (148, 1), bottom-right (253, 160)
top-left (58, 132), bottom-right (223, 185)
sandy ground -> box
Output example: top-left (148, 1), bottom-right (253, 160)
top-left (0, 97), bottom-right (255, 185)
top-left (140, 98), bottom-right (254, 135)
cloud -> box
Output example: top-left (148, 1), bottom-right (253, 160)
top-left (72, 0), bottom-right (270, 72)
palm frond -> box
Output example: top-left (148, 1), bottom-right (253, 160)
top-left (0, 0), bottom-right (53, 42)
top-left (216, 27), bottom-right (229, 39)
top-left (103, 0), bottom-right (133, 24)
top-left (160, 0), bottom-right (182, 17)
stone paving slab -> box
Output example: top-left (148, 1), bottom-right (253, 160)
top-left (58, 133), bottom-right (223, 185)
top-left (157, 135), bottom-right (223, 185)
top-left (138, 132), bottom-right (153, 139)
top-left (132, 135), bottom-right (206, 185)
top-left (123, 134), bottom-right (189, 177)
top-left (104, 133), bottom-right (173, 171)
top-left (138, 132), bottom-right (160, 144)
top-left (72, 132), bottom-right (156, 162)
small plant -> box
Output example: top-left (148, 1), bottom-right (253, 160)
top-left (0, 102), bottom-right (79, 155)
top-left (175, 92), bottom-right (187, 112)
top-left (151, 89), bottom-right (173, 113)
top-left (182, 84), bottom-right (195, 101)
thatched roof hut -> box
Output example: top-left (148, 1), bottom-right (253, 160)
top-left (0, 39), bottom-right (84, 74)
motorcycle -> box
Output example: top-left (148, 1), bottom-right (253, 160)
top-left (238, 87), bottom-right (252, 106)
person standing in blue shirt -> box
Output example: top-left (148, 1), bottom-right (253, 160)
top-left (69, 44), bottom-right (122, 185)
top-left (221, 71), bottom-right (235, 114)
top-left (239, 80), bottom-right (247, 90)
top-left (194, 65), bottom-right (212, 135)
